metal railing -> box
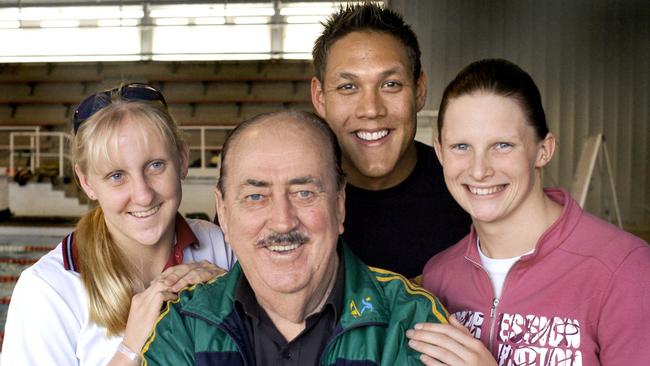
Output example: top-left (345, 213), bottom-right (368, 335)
top-left (0, 126), bottom-right (40, 149)
top-left (9, 131), bottom-right (73, 177)
top-left (2, 125), bottom-right (235, 178)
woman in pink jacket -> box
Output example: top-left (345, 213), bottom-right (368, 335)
top-left (407, 59), bottom-right (650, 365)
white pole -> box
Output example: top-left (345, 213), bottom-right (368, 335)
top-left (201, 127), bottom-right (206, 170)
top-left (59, 134), bottom-right (64, 177)
top-left (9, 133), bottom-right (14, 176)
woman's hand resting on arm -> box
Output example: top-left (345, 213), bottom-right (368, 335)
top-left (109, 261), bottom-right (225, 365)
top-left (407, 316), bottom-right (498, 366)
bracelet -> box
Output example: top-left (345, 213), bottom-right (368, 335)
top-left (117, 342), bottom-right (142, 365)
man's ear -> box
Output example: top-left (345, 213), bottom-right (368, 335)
top-left (311, 76), bottom-right (327, 118)
top-left (336, 183), bottom-right (346, 235)
top-left (75, 165), bottom-right (97, 200)
top-left (214, 187), bottom-right (229, 242)
top-left (415, 71), bottom-right (428, 112)
top-left (535, 132), bottom-right (556, 168)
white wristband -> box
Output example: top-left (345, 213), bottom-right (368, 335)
top-left (117, 342), bottom-right (142, 365)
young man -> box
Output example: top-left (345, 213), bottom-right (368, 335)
top-left (311, 3), bottom-right (470, 278)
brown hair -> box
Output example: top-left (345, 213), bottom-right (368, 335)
top-left (438, 58), bottom-right (549, 141)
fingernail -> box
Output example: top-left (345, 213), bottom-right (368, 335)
top-left (414, 323), bottom-right (423, 329)
top-left (406, 330), bottom-right (413, 337)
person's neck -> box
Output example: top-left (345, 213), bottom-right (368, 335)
top-left (254, 255), bottom-right (339, 342)
top-left (117, 232), bottom-right (175, 289)
top-left (475, 187), bottom-right (563, 259)
top-left (345, 143), bottom-right (418, 191)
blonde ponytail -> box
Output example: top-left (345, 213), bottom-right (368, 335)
top-left (71, 92), bottom-right (185, 336)
top-left (76, 207), bottom-right (139, 336)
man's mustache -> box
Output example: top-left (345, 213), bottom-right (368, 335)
top-left (256, 230), bottom-right (310, 247)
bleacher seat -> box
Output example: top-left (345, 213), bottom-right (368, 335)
top-left (0, 60), bottom-right (315, 152)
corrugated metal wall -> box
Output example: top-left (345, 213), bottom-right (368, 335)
top-left (392, 0), bottom-right (649, 227)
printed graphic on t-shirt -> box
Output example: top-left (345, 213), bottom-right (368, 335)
top-left (454, 310), bottom-right (485, 339)
top-left (453, 311), bottom-right (583, 366)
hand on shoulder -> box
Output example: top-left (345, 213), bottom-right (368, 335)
top-left (120, 261), bottom-right (225, 358)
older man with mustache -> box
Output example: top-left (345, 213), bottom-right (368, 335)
top-left (142, 110), bottom-right (448, 366)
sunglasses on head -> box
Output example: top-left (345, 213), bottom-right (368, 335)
top-left (72, 83), bottom-right (167, 134)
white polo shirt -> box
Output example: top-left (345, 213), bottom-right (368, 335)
top-left (1, 217), bottom-right (234, 365)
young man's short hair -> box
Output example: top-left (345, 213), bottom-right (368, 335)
top-left (312, 2), bottom-right (422, 83)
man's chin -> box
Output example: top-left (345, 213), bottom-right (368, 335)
top-left (263, 276), bottom-right (309, 295)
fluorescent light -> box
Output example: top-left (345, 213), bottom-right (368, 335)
top-left (280, 7), bottom-right (336, 16)
top-left (224, 8), bottom-right (275, 17)
top-left (150, 5), bottom-right (275, 18)
top-left (153, 53), bottom-right (271, 61)
top-left (0, 8), bottom-right (19, 21)
top-left (150, 5), bottom-right (224, 18)
top-left (233, 17), bottom-right (269, 25)
top-left (0, 20), bottom-right (20, 28)
top-left (0, 55), bottom-right (142, 63)
top-left (40, 20), bottom-right (80, 28)
top-left (149, 4), bottom-right (275, 18)
top-left (194, 17), bottom-right (226, 25)
top-left (154, 18), bottom-right (189, 26)
top-left (97, 19), bottom-right (139, 27)
top-left (285, 16), bottom-right (326, 24)
top-left (12, 6), bottom-right (142, 21)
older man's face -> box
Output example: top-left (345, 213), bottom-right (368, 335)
top-left (216, 117), bottom-right (345, 297)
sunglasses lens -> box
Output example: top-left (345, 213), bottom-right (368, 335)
top-left (72, 84), bottom-right (166, 134)
top-left (73, 93), bottom-right (110, 133)
top-left (121, 84), bottom-right (166, 104)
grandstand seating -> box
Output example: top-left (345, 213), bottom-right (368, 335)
top-left (0, 60), bottom-right (314, 130)
top-left (0, 59), bottom-right (315, 181)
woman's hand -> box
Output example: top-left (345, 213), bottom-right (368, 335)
top-left (406, 316), bottom-right (497, 366)
top-left (157, 260), bottom-right (226, 292)
top-left (112, 261), bottom-right (226, 365)
top-left (109, 276), bottom-right (177, 365)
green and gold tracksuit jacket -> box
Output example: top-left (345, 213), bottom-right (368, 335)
top-left (142, 242), bottom-right (448, 366)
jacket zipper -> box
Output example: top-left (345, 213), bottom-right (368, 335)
top-left (465, 255), bottom-right (519, 354)
top-left (488, 297), bottom-right (500, 351)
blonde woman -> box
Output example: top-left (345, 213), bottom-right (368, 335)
top-left (2, 83), bottom-right (235, 365)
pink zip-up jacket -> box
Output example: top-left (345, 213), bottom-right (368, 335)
top-left (423, 188), bottom-right (650, 365)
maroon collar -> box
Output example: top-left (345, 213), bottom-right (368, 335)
top-left (63, 213), bottom-right (199, 272)
top-left (164, 213), bottom-right (199, 269)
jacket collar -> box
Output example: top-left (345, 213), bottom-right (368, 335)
top-left (181, 240), bottom-right (390, 329)
top-left (464, 188), bottom-right (582, 265)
